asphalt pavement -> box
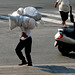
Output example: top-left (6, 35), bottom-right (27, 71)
top-left (0, 0), bottom-right (75, 75)
top-left (0, 63), bottom-right (75, 75)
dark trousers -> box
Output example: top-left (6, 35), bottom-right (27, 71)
top-left (15, 37), bottom-right (32, 64)
top-left (60, 11), bottom-right (69, 21)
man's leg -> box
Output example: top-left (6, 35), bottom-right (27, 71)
top-left (15, 40), bottom-right (27, 65)
top-left (25, 37), bottom-right (32, 66)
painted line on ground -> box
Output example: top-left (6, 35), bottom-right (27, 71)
top-left (0, 63), bottom-right (75, 68)
top-left (41, 17), bottom-right (72, 25)
top-left (41, 12), bottom-right (60, 18)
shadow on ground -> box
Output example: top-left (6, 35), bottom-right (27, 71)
top-left (62, 53), bottom-right (75, 59)
top-left (34, 65), bottom-right (75, 73)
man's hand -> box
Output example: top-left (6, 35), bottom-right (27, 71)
top-left (54, 2), bottom-right (58, 8)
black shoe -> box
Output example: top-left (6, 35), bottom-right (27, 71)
top-left (28, 63), bottom-right (32, 66)
top-left (18, 62), bottom-right (27, 66)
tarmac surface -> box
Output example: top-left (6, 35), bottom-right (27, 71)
top-left (0, 63), bottom-right (75, 75)
top-left (0, 0), bottom-right (75, 75)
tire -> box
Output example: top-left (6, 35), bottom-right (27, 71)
top-left (58, 44), bottom-right (70, 56)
